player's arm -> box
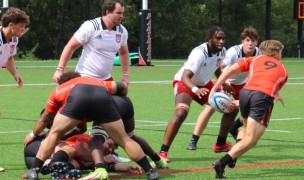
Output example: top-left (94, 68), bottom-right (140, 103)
top-left (209, 63), bottom-right (242, 102)
top-left (5, 56), bottom-right (23, 87)
top-left (118, 45), bottom-right (130, 84)
top-left (53, 36), bottom-right (82, 82)
top-left (24, 109), bottom-right (56, 147)
top-left (181, 69), bottom-right (209, 99)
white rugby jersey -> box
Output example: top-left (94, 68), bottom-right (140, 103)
top-left (223, 44), bottom-right (260, 85)
top-left (0, 27), bottom-right (18, 67)
top-left (174, 42), bottom-right (226, 86)
top-left (74, 17), bottom-right (128, 80)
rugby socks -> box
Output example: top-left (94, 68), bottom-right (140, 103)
top-left (216, 136), bottom-right (227, 146)
top-left (230, 118), bottom-right (243, 133)
top-left (136, 156), bottom-right (153, 172)
top-left (95, 163), bottom-right (106, 169)
top-left (160, 144), bottom-right (170, 152)
top-left (190, 134), bottom-right (200, 144)
top-left (150, 153), bottom-right (161, 162)
top-left (31, 158), bottom-right (44, 171)
top-left (220, 154), bottom-right (233, 166)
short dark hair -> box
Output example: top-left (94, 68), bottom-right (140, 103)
top-left (57, 71), bottom-right (81, 85)
top-left (241, 26), bottom-right (258, 41)
top-left (1, 7), bottom-right (30, 27)
top-left (101, 0), bottom-right (124, 16)
top-left (204, 26), bottom-right (224, 42)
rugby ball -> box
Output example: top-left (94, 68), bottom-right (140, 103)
top-left (210, 92), bottom-right (232, 113)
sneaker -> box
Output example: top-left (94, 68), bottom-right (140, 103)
top-left (213, 142), bottom-right (232, 153)
top-left (146, 169), bottom-right (159, 180)
top-left (78, 168), bottom-right (108, 180)
top-left (186, 141), bottom-right (197, 150)
top-left (212, 160), bottom-right (226, 179)
top-left (51, 169), bottom-right (83, 180)
top-left (0, 167), bottom-right (4, 172)
top-left (150, 159), bottom-right (168, 169)
top-left (22, 168), bottom-right (39, 180)
top-left (41, 161), bottom-right (73, 175)
top-left (158, 151), bottom-right (170, 163)
top-left (227, 159), bottom-right (237, 169)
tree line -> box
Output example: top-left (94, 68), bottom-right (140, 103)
top-left (0, 0), bottom-right (301, 60)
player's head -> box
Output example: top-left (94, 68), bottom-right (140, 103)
top-left (241, 26), bottom-right (258, 56)
top-left (57, 71), bottom-right (81, 85)
top-left (259, 40), bottom-right (284, 60)
top-left (205, 26), bottom-right (225, 53)
top-left (1, 7), bottom-right (30, 27)
top-left (101, 0), bottom-right (125, 15)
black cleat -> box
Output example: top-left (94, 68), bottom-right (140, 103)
top-left (146, 169), bottom-right (159, 180)
top-left (22, 168), bottom-right (39, 180)
top-left (212, 160), bottom-right (226, 179)
top-left (186, 141), bottom-right (197, 150)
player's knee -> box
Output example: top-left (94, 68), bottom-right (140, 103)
top-left (175, 103), bottom-right (189, 118)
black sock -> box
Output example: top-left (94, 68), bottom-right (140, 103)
top-left (50, 150), bottom-right (69, 163)
top-left (160, 144), bottom-right (170, 152)
top-left (95, 163), bottom-right (106, 169)
top-left (230, 118), bottom-right (243, 132)
top-left (31, 158), bottom-right (44, 171)
top-left (151, 153), bottom-right (161, 162)
top-left (190, 134), bottom-right (200, 144)
top-left (216, 136), bottom-right (226, 146)
top-left (136, 156), bottom-right (153, 172)
top-left (220, 154), bottom-right (233, 166)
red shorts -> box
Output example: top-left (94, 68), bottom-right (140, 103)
top-left (230, 83), bottom-right (245, 100)
top-left (173, 80), bottom-right (216, 106)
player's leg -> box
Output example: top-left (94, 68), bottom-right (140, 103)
top-left (213, 108), bottom-right (239, 153)
top-left (187, 105), bottom-right (215, 150)
top-left (101, 120), bottom-right (158, 179)
top-left (159, 92), bottom-right (192, 162)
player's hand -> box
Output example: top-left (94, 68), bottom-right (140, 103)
top-left (14, 74), bottom-right (23, 88)
top-left (193, 88), bottom-right (209, 99)
top-left (24, 133), bottom-right (34, 147)
top-left (222, 82), bottom-right (235, 95)
top-left (121, 74), bottom-right (130, 84)
top-left (227, 100), bottom-right (239, 112)
top-left (275, 93), bottom-right (284, 107)
top-left (128, 165), bottom-right (142, 174)
top-left (53, 70), bottom-right (64, 82)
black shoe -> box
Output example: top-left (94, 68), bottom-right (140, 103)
top-left (212, 160), bottom-right (226, 179)
top-left (186, 141), bottom-right (197, 150)
top-left (227, 159), bottom-right (237, 168)
top-left (146, 169), bottom-right (159, 180)
top-left (41, 161), bottom-right (73, 176)
top-left (22, 168), bottom-right (39, 180)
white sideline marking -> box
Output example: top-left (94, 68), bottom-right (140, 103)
top-left (0, 80), bottom-right (303, 87)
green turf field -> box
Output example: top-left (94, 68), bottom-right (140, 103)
top-left (0, 59), bottom-right (303, 179)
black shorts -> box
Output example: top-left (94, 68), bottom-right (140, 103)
top-left (112, 95), bottom-right (135, 133)
top-left (24, 137), bottom-right (43, 169)
top-left (239, 89), bottom-right (274, 127)
top-left (60, 84), bottom-right (121, 123)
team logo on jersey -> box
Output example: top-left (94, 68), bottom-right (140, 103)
top-left (216, 58), bottom-right (222, 66)
top-left (116, 34), bottom-right (121, 43)
top-left (10, 45), bottom-right (15, 54)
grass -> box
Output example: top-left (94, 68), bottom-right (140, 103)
top-left (0, 59), bottom-right (303, 179)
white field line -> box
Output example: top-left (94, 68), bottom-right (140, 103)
top-left (1, 117), bottom-right (301, 134)
top-left (0, 79), bottom-right (303, 87)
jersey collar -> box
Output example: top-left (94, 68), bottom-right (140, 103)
top-left (101, 17), bottom-right (117, 31)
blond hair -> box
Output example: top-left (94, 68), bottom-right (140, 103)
top-left (259, 40), bottom-right (284, 56)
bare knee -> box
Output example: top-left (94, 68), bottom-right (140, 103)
top-left (174, 103), bottom-right (190, 122)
